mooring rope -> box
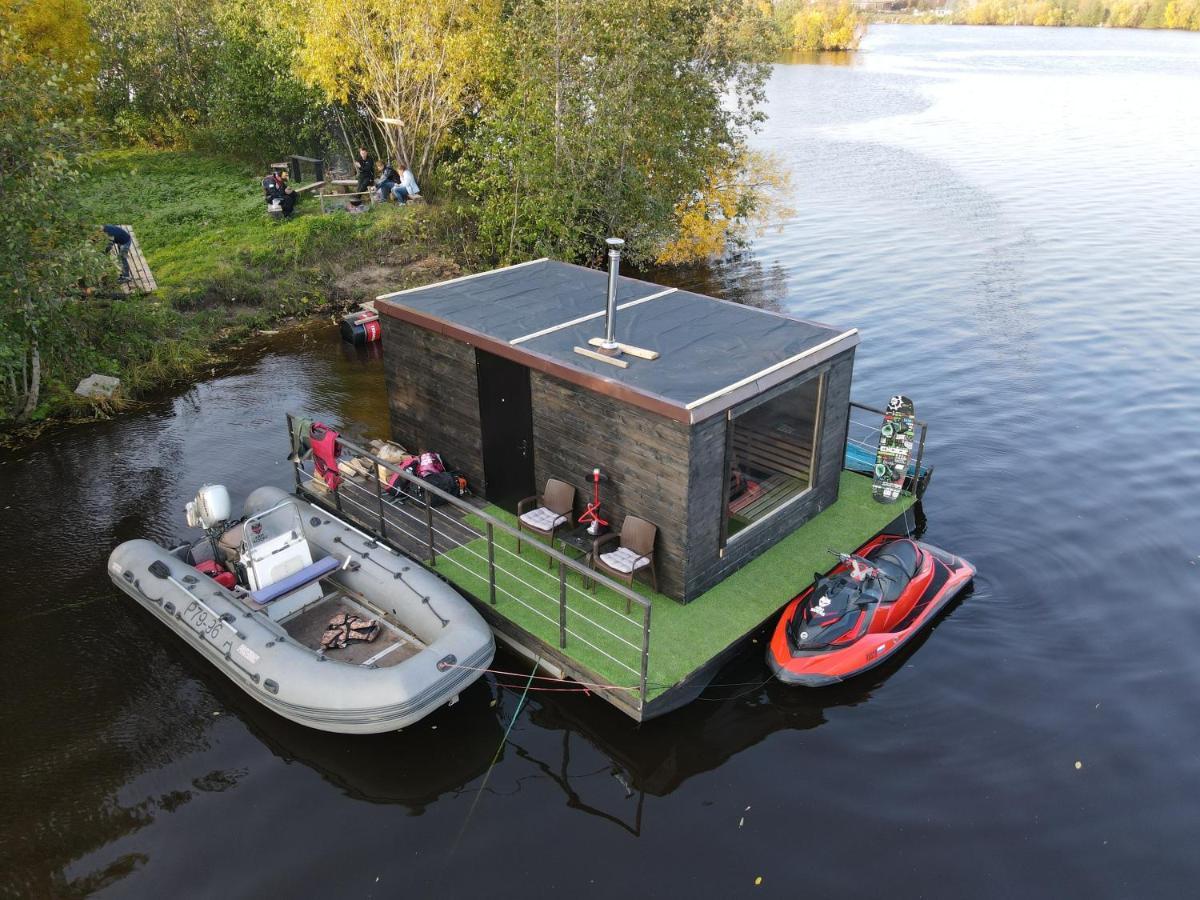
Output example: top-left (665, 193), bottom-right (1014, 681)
top-left (450, 662), bottom-right (538, 858)
top-left (446, 661), bottom-right (779, 697)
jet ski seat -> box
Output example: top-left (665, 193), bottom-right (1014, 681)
top-left (869, 539), bottom-right (920, 577)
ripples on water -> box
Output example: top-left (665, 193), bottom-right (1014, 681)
top-left (2, 24), bottom-right (1199, 897)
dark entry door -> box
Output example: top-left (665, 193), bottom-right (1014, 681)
top-left (475, 349), bottom-right (536, 512)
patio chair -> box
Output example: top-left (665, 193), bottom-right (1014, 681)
top-left (591, 515), bottom-right (658, 608)
top-left (516, 478), bottom-right (576, 564)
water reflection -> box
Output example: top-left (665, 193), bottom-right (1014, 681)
top-left (220, 676), bottom-right (504, 811)
top-left (778, 48), bottom-right (862, 67)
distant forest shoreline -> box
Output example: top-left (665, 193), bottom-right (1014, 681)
top-left (878, 0), bottom-right (1199, 31)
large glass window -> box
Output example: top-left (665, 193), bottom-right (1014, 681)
top-left (723, 374), bottom-right (823, 541)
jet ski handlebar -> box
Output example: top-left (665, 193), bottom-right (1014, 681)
top-left (828, 549), bottom-right (881, 580)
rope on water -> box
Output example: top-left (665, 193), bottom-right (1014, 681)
top-left (450, 661), bottom-right (538, 858)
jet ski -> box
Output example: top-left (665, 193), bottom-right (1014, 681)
top-left (766, 535), bottom-right (974, 686)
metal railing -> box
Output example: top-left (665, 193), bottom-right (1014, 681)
top-left (846, 400), bottom-right (929, 498)
top-left (285, 415), bottom-right (652, 708)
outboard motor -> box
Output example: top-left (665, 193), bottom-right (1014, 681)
top-left (186, 484), bottom-right (232, 565)
top-left (186, 484), bottom-right (231, 530)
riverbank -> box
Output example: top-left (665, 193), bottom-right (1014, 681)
top-left (0, 150), bottom-right (480, 443)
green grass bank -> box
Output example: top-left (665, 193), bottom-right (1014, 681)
top-left (5, 149), bottom-right (478, 437)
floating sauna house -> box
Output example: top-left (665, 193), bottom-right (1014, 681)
top-left (376, 249), bottom-right (860, 603)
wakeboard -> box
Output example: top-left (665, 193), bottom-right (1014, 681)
top-left (871, 395), bottom-right (915, 504)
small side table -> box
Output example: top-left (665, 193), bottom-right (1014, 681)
top-left (556, 524), bottom-right (603, 589)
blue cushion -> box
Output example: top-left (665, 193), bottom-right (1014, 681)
top-left (251, 555), bottom-right (339, 605)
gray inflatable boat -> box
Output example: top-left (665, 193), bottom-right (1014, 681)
top-left (108, 485), bottom-right (495, 734)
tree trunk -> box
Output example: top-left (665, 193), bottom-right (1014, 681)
top-left (17, 341), bottom-right (40, 423)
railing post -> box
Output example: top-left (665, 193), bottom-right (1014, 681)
top-left (425, 495), bottom-right (436, 566)
top-left (639, 603), bottom-right (651, 709)
top-left (486, 522), bottom-right (496, 605)
top-left (558, 561), bottom-right (567, 649)
top-left (912, 423), bottom-right (927, 497)
top-left (372, 464), bottom-right (388, 539)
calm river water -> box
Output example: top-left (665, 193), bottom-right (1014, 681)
top-left (3, 24), bottom-right (1199, 898)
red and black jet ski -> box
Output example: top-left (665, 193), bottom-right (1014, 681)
top-left (766, 535), bottom-right (975, 686)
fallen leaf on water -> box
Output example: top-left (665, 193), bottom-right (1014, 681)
top-left (755, 876), bottom-right (763, 886)
top-left (1075, 761), bottom-right (1082, 770)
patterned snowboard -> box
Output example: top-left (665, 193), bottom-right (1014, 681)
top-left (872, 395), bottom-right (916, 504)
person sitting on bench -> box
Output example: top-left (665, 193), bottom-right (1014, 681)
top-left (277, 171), bottom-right (298, 218)
top-left (354, 147), bottom-right (376, 194)
top-left (390, 164), bottom-right (420, 204)
top-left (376, 160), bottom-right (402, 202)
top-left (263, 169), bottom-right (283, 204)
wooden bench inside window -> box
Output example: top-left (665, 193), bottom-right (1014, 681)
top-left (731, 422), bottom-right (814, 484)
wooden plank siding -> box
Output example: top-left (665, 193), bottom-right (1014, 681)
top-left (380, 309), bottom-right (857, 605)
top-left (529, 370), bottom-right (692, 600)
top-left (379, 317), bottom-right (486, 491)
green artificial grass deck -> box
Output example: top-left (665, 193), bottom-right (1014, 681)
top-left (438, 472), bottom-right (914, 701)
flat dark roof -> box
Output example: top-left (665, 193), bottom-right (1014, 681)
top-left (377, 259), bottom-right (857, 423)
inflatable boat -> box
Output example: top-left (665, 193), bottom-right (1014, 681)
top-left (108, 484), bottom-right (495, 734)
top-left (766, 535), bottom-right (974, 686)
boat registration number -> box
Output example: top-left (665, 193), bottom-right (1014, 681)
top-left (183, 600), bottom-right (232, 647)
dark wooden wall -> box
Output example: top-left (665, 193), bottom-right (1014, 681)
top-left (379, 317), bottom-right (486, 491)
top-left (682, 348), bottom-right (856, 599)
top-left (529, 371), bottom-right (691, 600)
top-left (381, 314), bottom-right (855, 604)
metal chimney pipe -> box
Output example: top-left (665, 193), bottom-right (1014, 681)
top-left (602, 237), bottom-right (625, 349)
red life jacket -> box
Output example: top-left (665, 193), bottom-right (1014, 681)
top-left (310, 423), bottom-right (342, 489)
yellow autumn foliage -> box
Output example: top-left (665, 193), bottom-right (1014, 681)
top-left (775, 1), bottom-right (865, 51)
top-left (296, 0), bottom-right (500, 178)
top-left (0, 0), bottom-right (95, 79)
top-left (657, 151), bottom-right (792, 265)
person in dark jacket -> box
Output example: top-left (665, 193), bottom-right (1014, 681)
top-left (102, 224), bottom-right (132, 282)
top-left (263, 169), bottom-right (283, 202)
top-left (376, 161), bottom-right (401, 201)
top-left (277, 171), bottom-right (297, 217)
top-left (354, 147), bottom-right (376, 193)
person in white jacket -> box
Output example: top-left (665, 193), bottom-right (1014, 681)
top-left (390, 164), bottom-right (421, 204)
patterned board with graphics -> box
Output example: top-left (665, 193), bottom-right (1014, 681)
top-left (871, 395), bottom-right (916, 504)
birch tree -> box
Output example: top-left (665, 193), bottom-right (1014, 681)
top-left (297, 0), bottom-right (500, 179)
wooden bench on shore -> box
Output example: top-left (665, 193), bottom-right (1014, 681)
top-left (115, 225), bottom-right (157, 294)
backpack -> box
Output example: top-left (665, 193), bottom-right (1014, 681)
top-left (421, 470), bottom-right (457, 506)
top-left (417, 451), bottom-right (445, 477)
